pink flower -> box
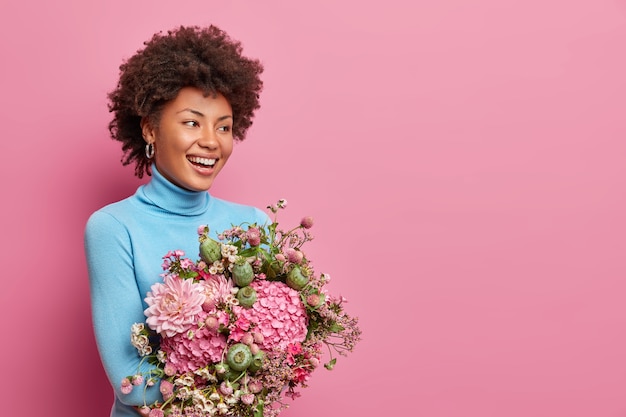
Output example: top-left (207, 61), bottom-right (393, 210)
top-left (219, 381), bottom-right (233, 396)
top-left (180, 258), bottom-right (194, 269)
top-left (287, 343), bottom-right (302, 355)
top-left (217, 310), bottom-right (230, 327)
top-left (160, 311), bottom-right (227, 373)
top-left (160, 380), bottom-right (174, 400)
top-left (163, 363), bottom-right (176, 376)
top-left (300, 216), bottom-right (314, 229)
top-left (200, 275), bottom-right (233, 311)
top-left (137, 406), bottom-right (151, 416)
top-left (241, 393), bottom-right (255, 405)
top-left (144, 275), bottom-right (206, 337)
top-left (236, 281), bottom-right (307, 351)
top-left (241, 333), bottom-right (254, 346)
top-left (285, 248), bottom-right (303, 264)
top-left (248, 380), bottom-right (263, 393)
top-left (234, 316), bottom-right (251, 332)
top-left (292, 367), bottom-right (310, 383)
top-left (120, 377), bottom-right (133, 394)
top-left (306, 294), bottom-right (321, 307)
top-left (131, 374), bottom-right (144, 385)
top-left (204, 316), bottom-right (219, 330)
top-left (246, 227), bottom-right (261, 246)
top-left (149, 409), bottom-right (164, 417)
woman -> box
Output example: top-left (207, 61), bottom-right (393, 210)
top-left (84, 25), bottom-right (268, 417)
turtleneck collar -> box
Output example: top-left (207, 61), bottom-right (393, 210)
top-left (137, 164), bottom-right (211, 216)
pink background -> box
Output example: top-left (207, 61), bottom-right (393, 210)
top-left (1, 1), bottom-right (626, 416)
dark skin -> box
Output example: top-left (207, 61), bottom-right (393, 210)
top-left (108, 25), bottom-right (264, 178)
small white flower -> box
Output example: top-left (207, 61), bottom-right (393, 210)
top-left (131, 334), bottom-right (149, 349)
top-left (221, 244), bottom-right (238, 258)
top-left (139, 345), bottom-right (152, 356)
top-left (194, 368), bottom-right (211, 380)
top-left (131, 323), bottom-right (145, 334)
top-left (175, 374), bottom-right (195, 387)
top-left (217, 402), bottom-right (229, 415)
top-left (176, 386), bottom-right (192, 400)
top-left (209, 260), bottom-right (225, 274)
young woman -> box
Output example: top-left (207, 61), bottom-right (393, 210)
top-left (84, 25), bottom-right (268, 417)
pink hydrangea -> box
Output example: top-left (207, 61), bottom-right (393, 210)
top-left (144, 275), bottom-right (206, 337)
top-left (236, 281), bottom-right (307, 351)
top-left (160, 311), bottom-right (227, 373)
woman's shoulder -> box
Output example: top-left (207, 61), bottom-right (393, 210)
top-left (84, 195), bottom-right (142, 235)
top-left (87, 196), bottom-right (135, 220)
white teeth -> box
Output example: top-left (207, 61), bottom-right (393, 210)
top-left (189, 156), bottom-right (216, 166)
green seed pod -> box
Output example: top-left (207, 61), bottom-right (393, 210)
top-left (237, 286), bottom-right (257, 308)
top-left (226, 343), bottom-right (253, 372)
top-left (199, 237), bottom-right (221, 264)
top-left (231, 261), bottom-right (254, 287)
top-left (248, 350), bottom-right (265, 374)
top-left (286, 266), bottom-right (309, 291)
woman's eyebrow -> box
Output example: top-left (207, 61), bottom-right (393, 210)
top-left (177, 108), bottom-right (204, 117)
top-left (176, 109), bottom-right (232, 121)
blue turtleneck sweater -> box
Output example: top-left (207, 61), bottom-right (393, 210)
top-left (84, 166), bottom-right (269, 417)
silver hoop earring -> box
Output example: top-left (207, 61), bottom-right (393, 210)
top-left (145, 142), bottom-right (155, 159)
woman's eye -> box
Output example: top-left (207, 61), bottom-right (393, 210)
top-left (184, 121), bottom-right (199, 127)
top-left (218, 125), bottom-right (232, 132)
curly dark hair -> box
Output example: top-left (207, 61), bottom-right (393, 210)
top-left (107, 25), bottom-right (264, 178)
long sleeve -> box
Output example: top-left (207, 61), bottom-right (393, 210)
top-left (85, 210), bottom-right (163, 407)
top-left (84, 166), bottom-right (272, 417)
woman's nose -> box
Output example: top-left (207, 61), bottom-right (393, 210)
top-left (198, 128), bottom-right (218, 149)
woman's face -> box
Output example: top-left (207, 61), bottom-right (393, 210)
top-left (143, 87), bottom-right (234, 192)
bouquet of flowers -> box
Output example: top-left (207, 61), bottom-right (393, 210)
top-left (122, 200), bottom-right (361, 417)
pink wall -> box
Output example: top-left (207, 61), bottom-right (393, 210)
top-left (1, 1), bottom-right (625, 416)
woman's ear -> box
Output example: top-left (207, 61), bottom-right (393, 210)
top-left (141, 117), bottom-right (156, 144)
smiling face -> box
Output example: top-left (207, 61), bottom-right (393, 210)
top-left (142, 87), bottom-right (234, 192)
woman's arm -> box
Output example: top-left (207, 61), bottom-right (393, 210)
top-left (84, 210), bottom-right (162, 406)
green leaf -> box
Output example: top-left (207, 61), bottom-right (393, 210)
top-left (254, 399), bottom-right (265, 417)
top-left (329, 323), bottom-right (345, 333)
